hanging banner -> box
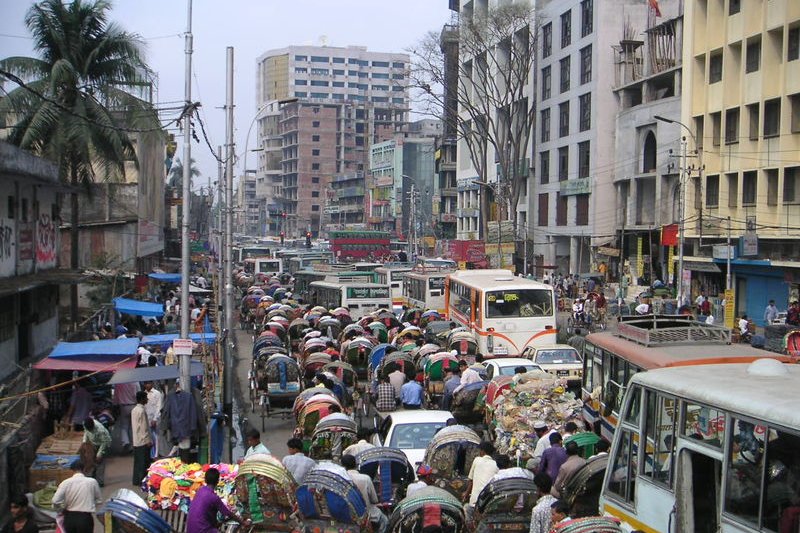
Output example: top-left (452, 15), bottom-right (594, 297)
top-left (724, 289), bottom-right (735, 329)
top-left (636, 237), bottom-right (644, 281)
top-left (667, 246), bottom-right (675, 283)
top-left (661, 224), bottom-right (679, 246)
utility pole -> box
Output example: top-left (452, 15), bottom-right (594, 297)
top-left (677, 136), bottom-right (687, 306)
top-left (223, 47), bottom-right (235, 463)
top-left (217, 146), bottom-right (224, 318)
top-left (726, 216), bottom-right (732, 290)
top-left (179, 0), bottom-right (193, 391)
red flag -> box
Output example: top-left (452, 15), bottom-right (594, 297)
top-left (648, 0), bottom-right (662, 17)
top-left (661, 224), bottom-right (679, 246)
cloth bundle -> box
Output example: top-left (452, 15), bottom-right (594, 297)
top-left (141, 457), bottom-right (238, 513)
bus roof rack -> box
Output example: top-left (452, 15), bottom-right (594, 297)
top-left (615, 315), bottom-right (732, 347)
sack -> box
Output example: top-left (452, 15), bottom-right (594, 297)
top-left (33, 485), bottom-right (58, 509)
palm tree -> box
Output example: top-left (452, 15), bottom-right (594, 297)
top-left (168, 157), bottom-right (201, 189)
top-left (0, 0), bottom-right (159, 324)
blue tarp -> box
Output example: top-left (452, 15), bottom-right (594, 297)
top-left (49, 338), bottom-right (140, 358)
top-left (139, 333), bottom-right (217, 348)
top-left (114, 297), bottom-right (164, 317)
top-left (148, 273), bottom-right (182, 283)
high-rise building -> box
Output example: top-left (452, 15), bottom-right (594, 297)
top-left (255, 45), bottom-right (410, 236)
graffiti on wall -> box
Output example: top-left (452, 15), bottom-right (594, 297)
top-left (0, 221), bottom-right (13, 261)
top-left (36, 213), bottom-right (57, 266)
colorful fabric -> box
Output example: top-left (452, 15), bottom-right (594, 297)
top-left (142, 458), bottom-right (238, 513)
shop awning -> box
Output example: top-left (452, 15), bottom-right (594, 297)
top-left (108, 361), bottom-right (205, 385)
top-left (113, 297), bottom-right (164, 317)
top-left (48, 338), bottom-right (141, 358)
top-left (34, 356), bottom-right (137, 372)
top-left (139, 333), bottom-right (217, 349)
top-left (189, 284), bottom-right (212, 294)
top-left (148, 273), bottom-right (182, 283)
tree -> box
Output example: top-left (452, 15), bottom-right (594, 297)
top-left (410, 2), bottom-right (537, 238)
top-left (167, 157), bottom-right (200, 189)
top-left (0, 0), bottom-right (159, 325)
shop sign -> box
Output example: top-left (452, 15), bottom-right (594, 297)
top-left (173, 338), bottom-right (193, 356)
top-left (597, 246), bottom-right (620, 257)
top-left (683, 261), bottom-right (721, 273)
top-left (559, 177), bottom-right (591, 196)
top-left (724, 289), bottom-right (735, 329)
top-left (740, 234), bottom-right (758, 256)
top-left (712, 245), bottom-right (736, 260)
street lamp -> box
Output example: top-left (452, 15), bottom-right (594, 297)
top-left (654, 115), bottom-right (697, 306)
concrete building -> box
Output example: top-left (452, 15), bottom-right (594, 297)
top-left (255, 45), bottom-right (410, 237)
top-left (680, 0), bottom-right (800, 324)
top-left (437, 16), bottom-right (460, 240)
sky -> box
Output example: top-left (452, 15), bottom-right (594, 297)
top-left (0, 0), bottom-right (453, 189)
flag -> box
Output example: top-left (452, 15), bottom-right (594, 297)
top-left (648, 0), bottom-right (662, 17)
top-left (661, 224), bottom-right (679, 246)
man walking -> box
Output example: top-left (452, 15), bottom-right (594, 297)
top-left (52, 459), bottom-right (102, 533)
top-left (463, 442), bottom-right (499, 518)
top-left (528, 473), bottom-right (557, 533)
top-left (244, 429), bottom-right (270, 458)
top-left (764, 300), bottom-right (779, 325)
top-left (551, 441), bottom-right (586, 499)
top-left (82, 417), bottom-right (111, 486)
top-left (131, 391), bottom-right (152, 486)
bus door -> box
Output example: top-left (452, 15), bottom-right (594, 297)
top-left (675, 444), bottom-right (722, 533)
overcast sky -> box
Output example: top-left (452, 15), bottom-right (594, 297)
top-left (0, 0), bottom-right (452, 188)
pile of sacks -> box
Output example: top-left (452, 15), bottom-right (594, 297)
top-left (141, 458), bottom-right (238, 512)
top-left (491, 370), bottom-right (583, 458)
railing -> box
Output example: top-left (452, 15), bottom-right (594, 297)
top-left (616, 315), bottom-right (732, 347)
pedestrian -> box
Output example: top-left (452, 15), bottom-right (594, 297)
top-left (186, 468), bottom-right (250, 533)
top-left (455, 359), bottom-right (481, 393)
top-left (406, 464), bottom-right (433, 497)
top-left (113, 381), bottom-right (139, 452)
top-left (388, 367), bottom-right (406, 398)
top-left (549, 500), bottom-right (572, 529)
top-left (143, 381), bottom-right (163, 457)
top-left (163, 315), bottom-right (179, 333)
top-left (400, 377), bottom-right (424, 409)
top-left (132, 390), bottom-right (152, 487)
top-left (244, 429), bottom-right (270, 458)
top-left (463, 442), bottom-right (499, 515)
top-left (375, 375), bottom-right (397, 412)
top-left (788, 301), bottom-right (800, 326)
top-left (699, 296), bottom-right (711, 319)
top-left (2, 494), bottom-right (38, 533)
top-left (282, 438), bottom-right (316, 483)
top-left (81, 417), bottom-right (111, 487)
top-left (52, 459), bottom-right (102, 533)
top-left (551, 441), bottom-right (586, 499)
top-left (441, 367), bottom-right (461, 410)
top-left (342, 454), bottom-right (388, 533)
top-left (63, 383), bottom-right (92, 431)
top-left (538, 432), bottom-right (567, 484)
top-left (764, 300), bottom-right (779, 324)
top-left (562, 421), bottom-right (579, 439)
top-left (528, 473), bottom-right (556, 533)
top-left (530, 421), bottom-right (557, 470)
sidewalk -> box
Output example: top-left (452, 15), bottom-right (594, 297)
top-left (94, 452), bottom-right (137, 532)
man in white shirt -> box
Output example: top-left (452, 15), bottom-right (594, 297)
top-left (388, 368), bottom-right (406, 398)
top-left (343, 428), bottom-right (376, 457)
top-left (131, 391), bottom-right (152, 486)
top-left (282, 438), bottom-right (316, 483)
top-left (529, 421), bottom-right (557, 471)
top-left (455, 360), bottom-right (481, 393)
top-left (244, 429), bottom-right (270, 458)
top-left (464, 441), bottom-right (499, 515)
top-left (406, 464), bottom-right (433, 497)
top-left (738, 315), bottom-right (750, 336)
top-left (342, 454), bottom-right (388, 533)
top-left (53, 459), bottom-right (102, 533)
top-left (143, 381), bottom-right (163, 456)
top-left (137, 346), bottom-right (152, 366)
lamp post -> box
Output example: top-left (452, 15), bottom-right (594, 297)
top-left (654, 115), bottom-right (697, 306)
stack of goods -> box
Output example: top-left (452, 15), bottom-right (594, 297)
top-left (141, 458), bottom-right (238, 513)
top-left (29, 426), bottom-right (84, 491)
top-left (491, 370), bottom-right (583, 458)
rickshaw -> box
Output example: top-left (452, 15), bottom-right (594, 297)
top-left (451, 380), bottom-right (489, 426)
top-left (323, 361), bottom-right (359, 391)
top-left (369, 344), bottom-right (398, 377)
top-left (401, 308), bottom-right (423, 326)
top-left (332, 307), bottom-right (353, 327)
top-left (366, 321), bottom-right (389, 343)
top-left (378, 352), bottom-right (416, 382)
top-left (292, 388), bottom-right (337, 420)
top-left (448, 330), bottom-right (480, 363)
top-left (410, 343), bottom-right (441, 368)
top-left (253, 331), bottom-right (285, 357)
top-left (344, 336), bottom-right (375, 380)
top-left (301, 352), bottom-right (333, 386)
top-left (318, 316), bottom-right (343, 340)
top-left (424, 321), bottom-right (453, 345)
top-left (376, 310), bottom-right (401, 329)
top-left (253, 353), bottom-right (302, 414)
top-left (288, 318), bottom-right (310, 352)
top-left (234, 454), bottom-right (300, 531)
top-left (393, 326), bottom-right (422, 347)
top-left (296, 463), bottom-right (372, 533)
top-left (559, 453), bottom-right (609, 518)
top-left (387, 486), bottom-right (466, 533)
top-left (423, 353), bottom-right (459, 407)
top-left (471, 468), bottom-right (537, 533)
top-left (356, 447), bottom-right (415, 513)
top-left (420, 310), bottom-right (441, 328)
top-left (422, 425), bottom-right (481, 497)
top-left (308, 412), bottom-right (359, 462)
top-left (295, 394), bottom-right (343, 442)
top-left (550, 516), bottom-right (622, 533)
top-left (342, 323), bottom-right (367, 341)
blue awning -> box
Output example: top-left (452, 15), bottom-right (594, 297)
top-left (48, 338), bottom-right (140, 358)
top-left (139, 333), bottom-right (217, 349)
top-left (108, 361), bottom-right (205, 384)
top-left (114, 297), bottom-right (164, 317)
top-left (148, 273), bottom-right (182, 283)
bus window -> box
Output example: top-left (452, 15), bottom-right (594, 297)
top-left (724, 417), bottom-right (767, 528)
top-left (485, 289), bottom-right (552, 318)
top-left (682, 402), bottom-right (724, 447)
top-left (607, 428), bottom-right (637, 503)
top-left (642, 391), bottom-right (676, 486)
top-left (623, 384), bottom-right (641, 425)
top-left (761, 429), bottom-right (800, 530)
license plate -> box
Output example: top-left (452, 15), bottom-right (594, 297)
top-left (557, 370), bottom-right (570, 376)
top-left (494, 346), bottom-right (509, 355)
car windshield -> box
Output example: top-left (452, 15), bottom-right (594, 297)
top-left (486, 289), bottom-right (552, 318)
top-left (499, 364), bottom-right (538, 376)
top-left (389, 422), bottom-right (446, 449)
top-left (535, 349), bottom-right (581, 364)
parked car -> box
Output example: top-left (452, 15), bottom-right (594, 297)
top-left (372, 409), bottom-right (453, 467)
top-left (482, 357), bottom-right (542, 380)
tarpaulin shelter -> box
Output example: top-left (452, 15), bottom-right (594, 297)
top-left (33, 338), bottom-right (139, 372)
top-left (108, 361), bottom-right (205, 385)
top-left (113, 297), bottom-right (164, 317)
top-left (189, 284), bottom-right (212, 294)
top-left (148, 273), bottom-right (181, 283)
top-left (139, 333), bottom-right (218, 349)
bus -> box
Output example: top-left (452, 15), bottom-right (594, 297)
top-left (581, 315), bottom-right (798, 441)
top-left (375, 263), bottom-right (415, 311)
top-left (600, 360), bottom-right (800, 533)
top-left (243, 257), bottom-right (283, 276)
top-left (445, 269), bottom-right (557, 357)
top-left (293, 270), bottom-right (378, 301)
top-left (308, 281), bottom-right (392, 320)
top-left (417, 257), bottom-right (458, 270)
top-left (286, 253), bottom-right (332, 275)
top-left (238, 245), bottom-right (274, 263)
top-left (330, 230), bottom-right (391, 261)
top-left (402, 267), bottom-right (454, 314)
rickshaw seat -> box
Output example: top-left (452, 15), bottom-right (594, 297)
top-left (379, 460), bottom-right (393, 502)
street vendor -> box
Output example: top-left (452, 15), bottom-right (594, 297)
top-left (82, 417), bottom-right (111, 486)
top-left (186, 468), bottom-right (251, 533)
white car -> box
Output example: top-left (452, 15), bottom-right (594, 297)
top-left (521, 344), bottom-right (583, 389)
top-left (371, 409), bottom-right (453, 467)
top-left (482, 357), bottom-right (542, 380)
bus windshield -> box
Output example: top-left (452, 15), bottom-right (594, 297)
top-left (486, 289), bottom-right (552, 318)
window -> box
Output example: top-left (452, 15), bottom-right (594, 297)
top-left (556, 192), bottom-right (568, 225)
top-left (559, 102), bottom-right (570, 137)
top-left (392, 62), bottom-right (405, 69)
top-left (332, 81), bottom-right (344, 87)
top-left (709, 52), bottom-right (723, 83)
top-left (372, 72), bottom-right (390, 79)
top-left (790, 27), bottom-right (800, 61)
top-left (358, 72), bottom-right (369, 78)
top-left (392, 73), bottom-right (404, 80)
top-left (694, 115), bottom-right (705, 149)
top-left (348, 58), bottom-right (360, 64)
top-left (295, 67), bottom-right (307, 73)
top-left (578, 141), bottom-right (590, 178)
top-left (392, 97), bottom-right (404, 104)
top-left (312, 163), bottom-right (320, 171)
top-left (538, 193), bottom-right (549, 226)
top-left (295, 91), bottom-right (307, 98)
top-left (540, 108), bottom-right (551, 143)
top-left (711, 111), bottom-right (722, 146)
top-left (785, 167), bottom-right (799, 203)
top-left (332, 93), bottom-right (344, 100)
top-left (312, 121), bottom-right (320, 128)
top-left (791, 93), bottom-right (800, 133)
top-left (706, 174), bottom-right (719, 207)
top-left (742, 170), bottom-right (757, 205)
top-left (372, 85), bottom-right (389, 91)
top-left (295, 79), bottom-right (307, 85)
top-left (295, 55), bottom-right (307, 62)
top-left (333, 57), bottom-right (345, 64)
top-left (745, 38), bottom-right (761, 73)
top-left (372, 96), bottom-right (388, 103)
top-left (540, 151), bottom-right (550, 184)
top-left (747, 104), bottom-right (760, 140)
top-left (312, 134), bottom-right (320, 142)
top-left (311, 68), bottom-right (329, 76)
top-left (310, 80), bottom-right (328, 87)
top-left (560, 56), bottom-right (571, 92)
top-left (333, 69), bottom-right (345, 75)
top-left (558, 146), bottom-right (569, 181)
top-left (310, 56), bottom-right (329, 63)
top-left (312, 191), bottom-right (320, 197)
top-left (767, 169), bottom-right (779, 206)
top-left (763, 98), bottom-right (781, 138)
top-left (348, 70), bottom-right (359, 76)
top-left (729, 0), bottom-right (740, 15)
top-left (725, 107), bottom-right (740, 144)
top-left (727, 173), bottom-right (738, 207)
top-left (541, 66), bottom-right (551, 100)
top-left (606, 428), bottom-right (637, 503)
top-left (576, 194), bottom-right (589, 225)
top-left (641, 392), bottom-right (676, 486)
top-left (311, 205), bottom-right (319, 211)
top-left (312, 149), bottom-right (320, 156)
top-left (7, 196), bottom-right (15, 219)
top-left (348, 82), bottom-right (359, 88)
top-left (579, 93), bottom-right (591, 131)
top-left (542, 23), bottom-right (552, 58)
top-left (312, 177), bottom-right (320, 184)
top-left (561, 10), bottom-right (571, 48)
top-left (581, 0), bottom-right (593, 37)
top-left (580, 45), bottom-right (592, 84)
top-left (310, 92), bottom-right (327, 99)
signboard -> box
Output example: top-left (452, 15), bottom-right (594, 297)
top-left (559, 177), bottom-right (591, 196)
top-left (636, 237), bottom-right (643, 281)
top-left (740, 234), bottom-right (758, 256)
top-left (667, 246), bottom-right (674, 283)
top-left (712, 244), bottom-right (736, 260)
top-left (724, 289), bottom-right (735, 329)
top-left (597, 246), bottom-right (620, 257)
top-left (346, 286), bottom-right (390, 299)
top-left (172, 338), bottom-right (193, 356)
top-left (429, 277), bottom-right (446, 291)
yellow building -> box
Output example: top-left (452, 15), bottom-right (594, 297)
top-left (681, 0), bottom-right (800, 323)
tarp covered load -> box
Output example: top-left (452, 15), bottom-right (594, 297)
top-left (140, 333), bottom-right (217, 349)
top-left (148, 273), bottom-right (181, 283)
top-left (114, 297), bottom-right (164, 317)
top-left (491, 370), bottom-right (583, 458)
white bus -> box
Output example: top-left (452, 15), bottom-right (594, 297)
top-left (601, 359), bottom-right (800, 533)
top-left (308, 281), bottom-right (392, 320)
top-left (243, 257), bottom-right (283, 276)
top-left (402, 269), bottom-right (451, 314)
top-left (445, 270), bottom-right (557, 357)
top-left (375, 263), bottom-right (414, 312)
top-left (286, 253), bottom-right (332, 275)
